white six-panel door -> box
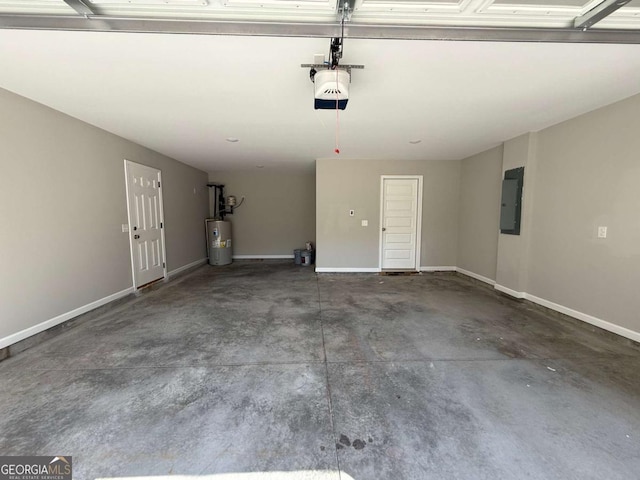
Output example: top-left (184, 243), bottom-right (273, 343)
top-left (124, 160), bottom-right (166, 288)
top-left (380, 176), bottom-right (422, 270)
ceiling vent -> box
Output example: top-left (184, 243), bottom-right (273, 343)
top-left (313, 68), bottom-right (350, 110)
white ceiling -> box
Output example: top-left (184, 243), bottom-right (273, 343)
top-left (1, 1), bottom-right (640, 172)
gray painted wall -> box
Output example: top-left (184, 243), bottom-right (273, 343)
top-left (495, 132), bottom-right (538, 293)
top-left (207, 170), bottom-right (316, 256)
top-left (455, 94), bottom-right (640, 336)
top-left (457, 145), bottom-right (503, 281)
top-left (528, 93), bottom-right (640, 333)
top-left (316, 159), bottom-right (460, 269)
top-left (0, 87), bottom-right (208, 342)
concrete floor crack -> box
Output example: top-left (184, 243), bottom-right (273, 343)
top-left (316, 273), bottom-right (343, 480)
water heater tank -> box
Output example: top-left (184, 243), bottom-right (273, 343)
top-left (206, 219), bottom-right (232, 266)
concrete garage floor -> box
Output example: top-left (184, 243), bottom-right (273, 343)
top-left (1, 261), bottom-right (639, 480)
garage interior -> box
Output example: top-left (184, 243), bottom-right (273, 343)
top-left (1, 1), bottom-right (640, 479)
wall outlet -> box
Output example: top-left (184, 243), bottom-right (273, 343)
top-left (361, 220), bottom-right (368, 227)
top-left (349, 209), bottom-right (355, 216)
top-left (597, 226), bottom-right (607, 238)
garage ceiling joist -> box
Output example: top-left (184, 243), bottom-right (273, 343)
top-left (1, 14), bottom-right (640, 43)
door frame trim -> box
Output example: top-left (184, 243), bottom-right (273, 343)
top-left (124, 159), bottom-right (168, 290)
top-left (379, 175), bottom-right (423, 272)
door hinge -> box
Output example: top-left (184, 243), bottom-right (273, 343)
top-left (163, 262), bottom-right (166, 268)
top-left (158, 182), bottom-right (160, 187)
top-left (160, 222), bottom-right (163, 228)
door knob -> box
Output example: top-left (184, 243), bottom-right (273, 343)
top-left (382, 227), bottom-right (386, 231)
top-left (134, 234), bottom-right (140, 239)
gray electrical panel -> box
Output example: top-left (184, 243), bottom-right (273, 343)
top-left (500, 167), bottom-right (524, 235)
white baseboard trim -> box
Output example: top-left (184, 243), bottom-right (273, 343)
top-left (494, 283), bottom-right (526, 299)
top-left (167, 258), bottom-right (207, 278)
top-left (524, 293), bottom-right (640, 344)
top-left (420, 266), bottom-right (457, 272)
top-left (0, 287), bottom-right (134, 350)
top-left (315, 267), bottom-right (381, 273)
top-left (233, 255), bottom-right (294, 259)
top-left (456, 268), bottom-right (496, 286)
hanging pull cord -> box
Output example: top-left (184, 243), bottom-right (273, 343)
top-left (335, 68), bottom-right (340, 155)
top-left (333, 10), bottom-right (346, 155)
top-left (331, 48), bottom-right (341, 155)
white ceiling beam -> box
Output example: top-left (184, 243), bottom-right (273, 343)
top-left (574, 0), bottom-right (632, 30)
top-left (1, 14), bottom-right (640, 43)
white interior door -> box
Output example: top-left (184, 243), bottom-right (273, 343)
top-left (124, 160), bottom-right (166, 288)
top-left (380, 176), bottom-right (422, 270)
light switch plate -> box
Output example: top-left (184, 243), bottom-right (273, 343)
top-left (122, 224), bottom-right (129, 233)
top-left (597, 226), bottom-right (607, 238)
top-left (361, 220), bottom-right (368, 227)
